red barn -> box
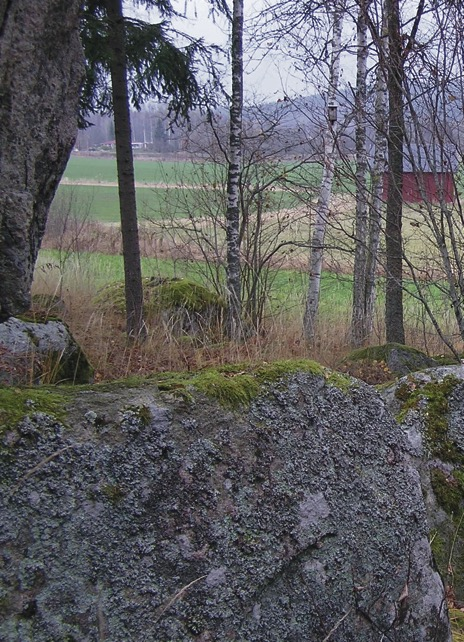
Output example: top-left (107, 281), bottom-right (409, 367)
top-left (382, 144), bottom-right (458, 204)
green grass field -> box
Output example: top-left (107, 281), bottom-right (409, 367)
top-left (50, 157), bottom-right (463, 333)
top-left (63, 154), bottom-right (359, 191)
top-left (36, 248), bottom-right (309, 311)
top-left (36, 247), bottom-right (451, 330)
top-left (56, 162), bottom-right (302, 223)
top-left (63, 155), bottom-right (222, 185)
top-left (55, 184), bottom-right (215, 223)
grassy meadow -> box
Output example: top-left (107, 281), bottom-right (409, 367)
top-left (63, 154), bottom-right (326, 187)
top-left (31, 154), bottom-right (464, 380)
top-left (63, 155), bottom-right (218, 184)
top-left (59, 156), bottom-right (303, 223)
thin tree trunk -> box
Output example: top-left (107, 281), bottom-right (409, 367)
top-left (351, 0), bottom-right (370, 347)
top-left (106, 0), bottom-right (146, 340)
top-left (225, 0), bottom-right (244, 340)
top-left (385, 0), bottom-right (405, 344)
top-left (304, 0), bottom-right (344, 343)
top-left (364, 20), bottom-right (388, 341)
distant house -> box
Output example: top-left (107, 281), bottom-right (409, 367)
top-left (382, 144), bottom-right (458, 204)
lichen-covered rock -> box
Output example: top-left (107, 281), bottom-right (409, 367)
top-left (0, 0), bottom-right (84, 319)
top-left (0, 316), bottom-right (92, 384)
top-left (0, 371), bottom-right (450, 641)
top-left (382, 365), bottom-right (464, 607)
top-left (343, 343), bottom-right (438, 380)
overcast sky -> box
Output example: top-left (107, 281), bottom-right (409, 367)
top-left (128, 0), bottom-right (309, 100)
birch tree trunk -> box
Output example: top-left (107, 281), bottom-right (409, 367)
top-left (303, 0), bottom-right (344, 343)
top-left (106, 0), bottom-right (146, 340)
top-left (351, 0), bottom-right (370, 347)
top-left (225, 0), bottom-right (244, 340)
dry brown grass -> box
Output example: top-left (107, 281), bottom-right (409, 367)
top-left (31, 270), bottom-right (462, 385)
top-left (33, 270), bottom-right (452, 385)
top-left (35, 208), bottom-right (462, 384)
top-left (31, 267), bottom-right (358, 382)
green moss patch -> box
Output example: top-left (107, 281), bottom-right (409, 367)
top-left (95, 277), bottom-right (224, 316)
top-left (151, 278), bottom-right (225, 312)
top-left (153, 359), bottom-right (350, 409)
top-left (345, 343), bottom-right (423, 363)
top-left (101, 483), bottom-right (126, 503)
top-left (395, 375), bottom-right (462, 462)
top-left (431, 468), bottom-right (464, 515)
top-left (0, 388), bottom-right (68, 435)
top-left (341, 343), bottom-right (438, 384)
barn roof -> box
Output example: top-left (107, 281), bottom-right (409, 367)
top-left (403, 143), bottom-right (459, 173)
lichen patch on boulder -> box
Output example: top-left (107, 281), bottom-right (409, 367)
top-left (0, 369), bottom-right (451, 641)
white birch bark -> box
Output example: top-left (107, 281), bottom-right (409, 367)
top-left (303, 0), bottom-right (344, 343)
top-left (225, 0), bottom-right (244, 340)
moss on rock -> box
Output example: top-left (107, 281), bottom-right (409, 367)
top-left (431, 468), bottom-right (464, 516)
top-left (0, 388), bottom-right (68, 432)
top-left (395, 375), bottom-right (462, 462)
top-left (153, 359), bottom-right (352, 409)
top-left (150, 278), bottom-right (225, 313)
top-left (95, 277), bottom-right (224, 316)
top-left (341, 343), bottom-right (438, 382)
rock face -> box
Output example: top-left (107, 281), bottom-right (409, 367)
top-left (342, 343), bottom-right (438, 380)
top-left (0, 0), bottom-right (84, 319)
top-left (0, 369), bottom-right (450, 641)
top-left (382, 365), bottom-right (464, 606)
top-left (0, 317), bottom-right (92, 385)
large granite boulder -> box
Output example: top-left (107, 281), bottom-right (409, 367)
top-left (0, 364), bottom-right (450, 641)
top-left (382, 365), bottom-right (464, 607)
top-left (341, 343), bottom-right (439, 383)
top-left (0, 316), bottom-right (92, 385)
top-left (0, 0), bottom-right (84, 319)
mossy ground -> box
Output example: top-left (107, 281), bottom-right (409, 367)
top-left (339, 344), bottom-right (397, 384)
top-left (340, 342), bottom-right (441, 384)
top-left (345, 342), bottom-right (428, 363)
top-left (0, 387), bottom-right (69, 435)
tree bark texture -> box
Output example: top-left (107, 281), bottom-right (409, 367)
top-left (385, 0), bottom-right (405, 344)
top-left (0, 0), bottom-right (84, 320)
top-left (304, 0), bottom-right (344, 343)
top-left (225, 0), bottom-right (244, 340)
top-left (351, 0), bottom-right (370, 347)
top-left (364, 24), bottom-right (388, 344)
top-left (106, 0), bottom-right (146, 339)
